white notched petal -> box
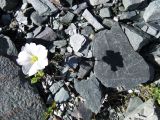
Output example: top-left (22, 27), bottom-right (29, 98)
top-left (28, 62), bottom-right (39, 76)
top-left (16, 51), bottom-right (31, 65)
top-left (22, 63), bottom-right (32, 75)
top-left (37, 58), bottom-right (48, 69)
top-left (36, 45), bottom-right (48, 59)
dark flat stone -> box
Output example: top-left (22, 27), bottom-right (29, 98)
top-left (93, 23), bottom-right (153, 89)
top-left (0, 56), bottom-right (45, 120)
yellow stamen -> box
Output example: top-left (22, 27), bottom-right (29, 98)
top-left (31, 55), bottom-right (38, 63)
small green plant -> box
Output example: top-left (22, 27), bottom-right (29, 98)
top-left (31, 70), bottom-right (45, 84)
top-left (43, 101), bottom-right (57, 120)
top-left (138, 84), bottom-right (160, 105)
top-left (151, 86), bottom-right (160, 105)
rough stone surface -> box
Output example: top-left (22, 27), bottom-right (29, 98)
top-left (77, 60), bottom-right (93, 79)
top-left (82, 9), bottom-right (104, 30)
top-left (93, 24), bottom-right (152, 89)
top-left (81, 25), bottom-right (94, 37)
top-left (122, 0), bottom-right (145, 10)
top-left (27, 0), bottom-right (58, 16)
top-left (100, 7), bottom-right (111, 18)
top-left (54, 40), bottom-right (67, 48)
top-left (70, 34), bottom-right (86, 53)
top-left (60, 11), bottom-right (75, 24)
top-left (118, 11), bottom-right (137, 20)
top-left (30, 11), bottom-right (48, 26)
top-left (124, 99), bottom-right (158, 120)
top-left (54, 87), bottom-right (70, 103)
top-left (74, 75), bottom-right (103, 113)
top-left (0, 34), bottom-right (17, 56)
top-left (0, 0), bottom-right (19, 10)
top-left (35, 26), bottom-right (57, 41)
top-left (122, 25), bottom-right (151, 51)
top-left (143, 0), bottom-right (160, 23)
top-left (49, 80), bottom-right (64, 95)
top-left (0, 56), bottom-right (45, 120)
top-left (89, 0), bottom-right (109, 6)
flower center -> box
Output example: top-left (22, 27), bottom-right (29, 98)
top-left (31, 55), bottom-right (38, 63)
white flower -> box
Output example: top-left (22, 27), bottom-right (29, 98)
top-left (17, 43), bottom-right (48, 76)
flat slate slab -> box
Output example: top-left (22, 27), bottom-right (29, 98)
top-left (74, 75), bottom-right (103, 113)
top-left (93, 23), bottom-right (153, 89)
top-left (0, 56), bottom-right (45, 120)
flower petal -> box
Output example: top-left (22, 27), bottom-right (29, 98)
top-left (28, 62), bottom-right (39, 76)
top-left (16, 51), bottom-right (31, 65)
top-left (37, 58), bottom-right (48, 69)
top-left (36, 45), bottom-right (48, 59)
top-left (22, 63), bottom-right (32, 75)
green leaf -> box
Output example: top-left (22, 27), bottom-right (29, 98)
top-left (31, 77), bottom-right (38, 84)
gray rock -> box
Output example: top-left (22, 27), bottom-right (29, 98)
top-left (16, 11), bottom-right (28, 25)
top-left (69, 34), bottom-right (86, 53)
top-left (124, 99), bottom-right (158, 120)
top-left (100, 7), bottom-right (111, 18)
top-left (49, 80), bottom-right (64, 95)
top-left (0, 56), bottom-right (45, 120)
top-left (71, 102), bottom-right (92, 120)
top-left (89, 0), bottom-right (109, 6)
top-left (122, 0), bottom-right (145, 10)
top-left (118, 11), bottom-right (137, 20)
top-left (0, 35), bottom-right (17, 56)
top-left (93, 24), bottom-right (152, 89)
top-left (54, 40), bottom-right (67, 48)
top-left (102, 18), bottom-right (115, 28)
top-left (77, 60), bottom-right (93, 79)
top-left (81, 25), bottom-right (94, 37)
top-left (27, 0), bottom-right (58, 16)
top-left (65, 23), bottom-right (77, 35)
top-left (143, 0), bottom-right (160, 23)
top-left (125, 97), bottom-right (143, 115)
top-left (30, 11), bottom-right (48, 26)
top-left (60, 11), bottom-right (75, 24)
top-left (122, 25), bottom-right (151, 51)
top-left (82, 9), bottom-right (104, 30)
top-left (65, 0), bottom-right (73, 6)
top-left (73, 2), bottom-right (88, 14)
top-left (65, 55), bottom-right (80, 69)
top-left (146, 44), bottom-right (160, 65)
top-left (35, 26), bottom-right (57, 41)
top-left (146, 26), bottom-right (158, 36)
top-left (74, 75), bottom-right (103, 113)
top-left (0, 0), bottom-right (19, 10)
top-left (54, 87), bottom-right (70, 103)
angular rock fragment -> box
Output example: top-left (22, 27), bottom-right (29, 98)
top-left (30, 11), bottom-right (48, 26)
top-left (81, 25), bottom-right (94, 37)
top-left (93, 24), bottom-right (152, 89)
top-left (118, 11), bottom-right (137, 20)
top-left (69, 34), bottom-right (86, 53)
top-left (54, 87), bottom-right (70, 103)
top-left (54, 40), bottom-right (67, 48)
top-left (49, 80), bottom-right (64, 95)
top-left (27, 0), bottom-right (58, 16)
top-left (122, 0), bottom-right (145, 10)
top-left (73, 2), bottom-right (88, 14)
top-left (0, 56), bottom-right (45, 120)
top-left (82, 9), bottom-right (104, 30)
top-left (0, 35), bottom-right (17, 56)
top-left (60, 11), bottom-right (75, 24)
top-left (100, 7), bottom-right (111, 18)
top-left (143, 0), bottom-right (160, 23)
top-left (74, 75), bottom-right (103, 113)
top-left (89, 0), bottom-right (109, 6)
top-left (77, 60), bottom-right (93, 79)
top-left (124, 99), bottom-right (158, 120)
top-left (122, 25), bottom-right (151, 51)
top-left (16, 11), bottom-right (28, 25)
top-left (35, 26), bottom-right (57, 41)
